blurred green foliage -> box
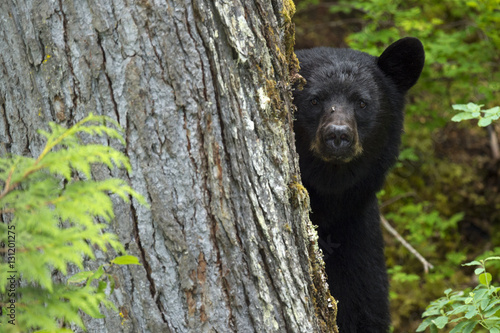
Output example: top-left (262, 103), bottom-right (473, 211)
top-left (0, 114), bottom-right (146, 332)
top-left (294, 0), bottom-right (500, 331)
top-left (452, 103), bottom-right (500, 127)
top-left (418, 258), bottom-right (500, 333)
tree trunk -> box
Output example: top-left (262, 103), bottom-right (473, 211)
top-left (0, 1), bottom-right (336, 332)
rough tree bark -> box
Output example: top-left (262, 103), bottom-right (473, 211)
top-left (0, 0), bottom-right (337, 332)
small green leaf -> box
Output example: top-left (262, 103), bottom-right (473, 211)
top-left (97, 280), bottom-right (108, 293)
top-left (112, 255), bottom-right (142, 265)
top-left (475, 267), bottom-right (486, 275)
top-left (483, 106), bottom-right (500, 115)
top-left (463, 261), bottom-right (482, 266)
top-left (416, 319), bottom-right (432, 332)
top-left (462, 320), bottom-right (478, 333)
top-left (465, 308), bottom-right (478, 319)
top-left (449, 304), bottom-right (471, 315)
top-left (452, 112), bottom-right (477, 122)
top-left (479, 272), bottom-right (493, 286)
top-left (86, 265), bottom-right (105, 287)
top-left (450, 321), bottom-right (469, 333)
top-left (473, 288), bottom-right (488, 302)
top-left (94, 265), bottom-right (105, 280)
top-left (451, 104), bottom-right (467, 111)
top-left (432, 316), bottom-right (449, 329)
top-left (467, 102), bottom-right (483, 111)
top-left (480, 298), bottom-right (490, 310)
top-left (108, 274), bottom-right (116, 294)
top-left (484, 305), bottom-right (500, 318)
top-left (478, 117), bottom-right (493, 127)
top-left (484, 295), bottom-right (500, 311)
top-left (423, 307), bottom-right (442, 317)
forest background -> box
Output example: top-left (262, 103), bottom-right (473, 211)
top-left (294, 0), bottom-right (500, 331)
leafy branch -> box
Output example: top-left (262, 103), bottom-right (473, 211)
top-left (417, 257), bottom-right (500, 333)
top-left (0, 113), bottom-right (147, 332)
top-left (451, 103), bottom-right (500, 160)
top-left (452, 103), bottom-right (500, 127)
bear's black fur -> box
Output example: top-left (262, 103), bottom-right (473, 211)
top-left (293, 38), bottom-right (425, 332)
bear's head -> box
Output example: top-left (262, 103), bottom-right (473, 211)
top-left (293, 37), bottom-right (424, 194)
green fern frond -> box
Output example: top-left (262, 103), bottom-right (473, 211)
top-left (40, 144), bottom-right (131, 180)
top-left (37, 113), bottom-right (125, 155)
top-left (0, 114), bottom-right (146, 332)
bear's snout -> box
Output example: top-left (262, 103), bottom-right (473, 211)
top-left (323, 124), bottom-right (353, 149)
top-left (310, 119), bottom-right (362, 163)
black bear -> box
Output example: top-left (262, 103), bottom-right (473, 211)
top-left (293, 38), bottom-right (425, 332)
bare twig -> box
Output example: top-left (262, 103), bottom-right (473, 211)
top-left (488, 124), bottom-right (500, 161)
top-left (0, 168), bottom-right (15, 200)
top-left (380, 192), bottom-right (416, 209)
top-left (381, 215), bottom-right (434, 273)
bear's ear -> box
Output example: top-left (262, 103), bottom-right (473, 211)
top-left (377, 37), bottom-right (425, 92)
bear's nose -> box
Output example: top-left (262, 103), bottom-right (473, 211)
top-left (324, 125), bottom-right (353, 148)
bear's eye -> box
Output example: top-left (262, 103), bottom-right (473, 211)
top-left (310, 98), bottom-right (319, 106)
top-left (359, 100), bottom-right (367, 109)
